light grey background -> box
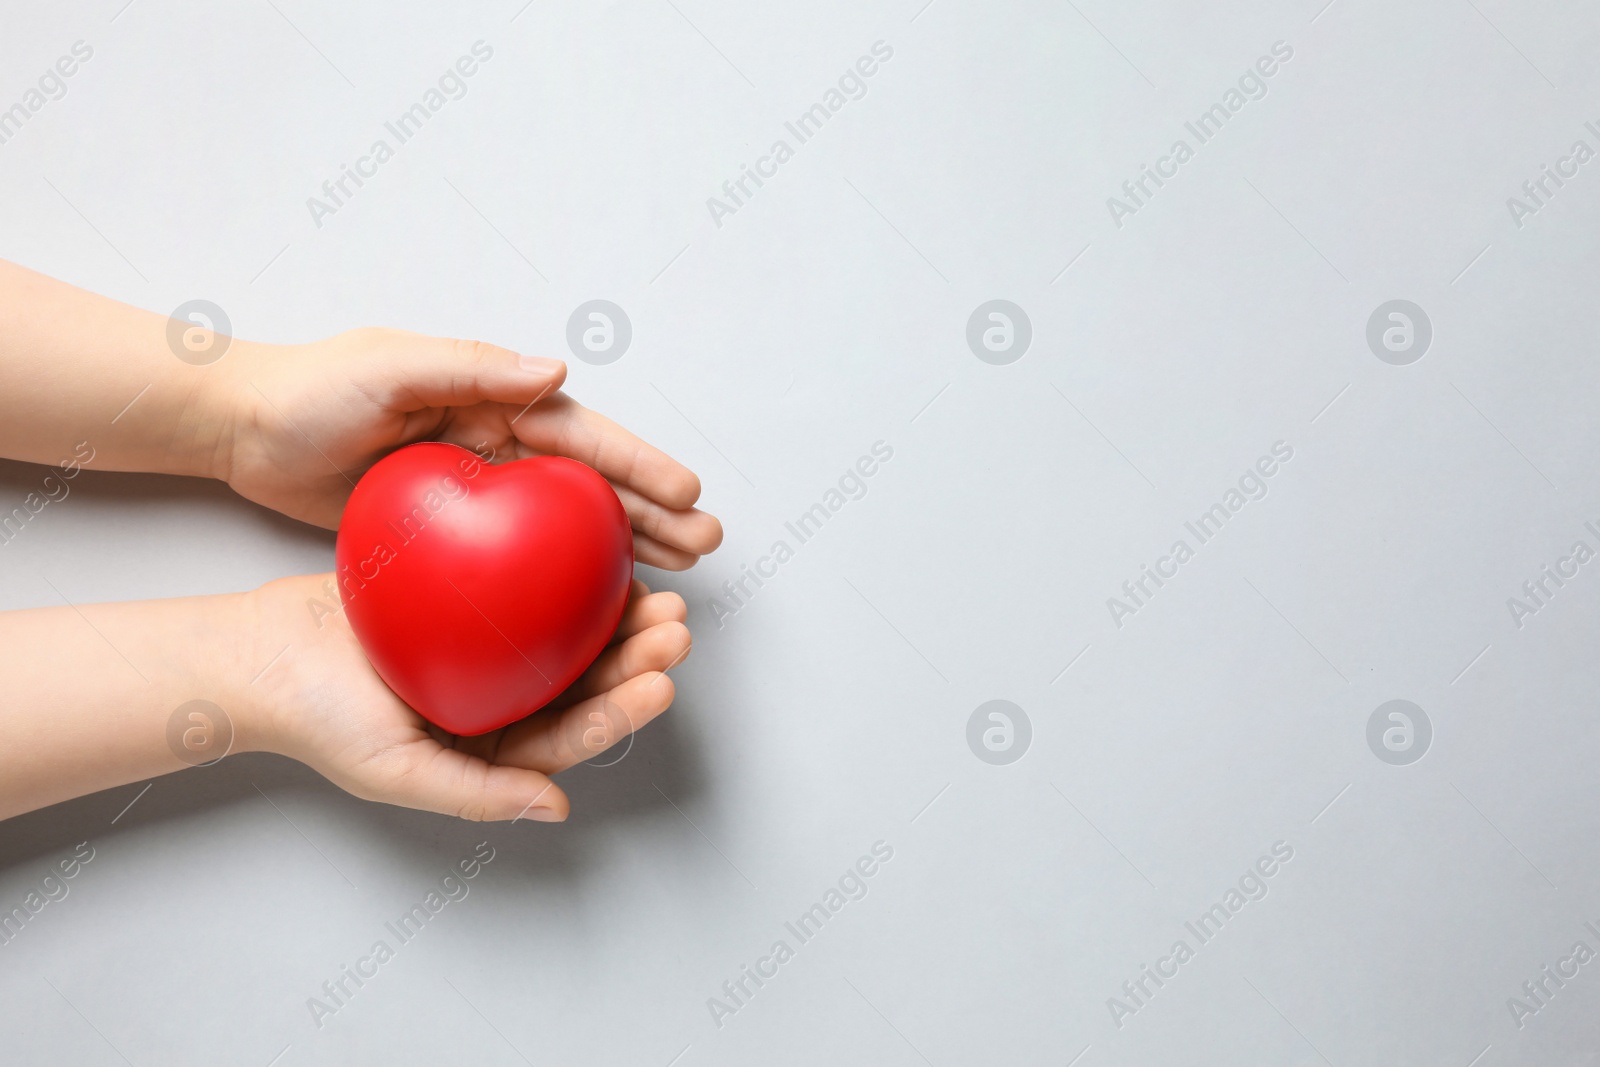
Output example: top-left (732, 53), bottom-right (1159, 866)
top-left (2, 0), bottom-right (1599, 1063)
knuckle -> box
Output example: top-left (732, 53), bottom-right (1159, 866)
top-left (454, 797), bottom-right (492, 822)
top-left (643, 505), bottom-right (667, 539)
top-left (652, 674), bottom-right (677, 707)
top-left (454, 337), bottom-right (503, 369)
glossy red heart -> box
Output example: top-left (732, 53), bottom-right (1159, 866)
top-left (334, 442), bottom-right (633, 736)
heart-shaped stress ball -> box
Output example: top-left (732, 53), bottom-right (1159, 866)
top-left (335, 443), bottom-right (633, 736)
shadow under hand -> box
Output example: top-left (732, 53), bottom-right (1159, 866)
top-left (0, 692), bottom-right (708, 892)
top-left (0, 459), bottom-right (334, 608)
top-left (0, 459), bottom-right (713, 887)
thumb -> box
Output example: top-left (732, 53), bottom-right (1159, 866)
top-left (362, 741), bottom-right (571, 822)
top-left (368, 330), bottom-right (567, 411)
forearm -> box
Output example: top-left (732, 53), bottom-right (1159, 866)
top-left (0, 590), bottom-right (262, 820)
top-left (0, 259), bottom-right (234, 478)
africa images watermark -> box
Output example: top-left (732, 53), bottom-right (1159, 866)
top-left (167, 299), bottom-right (232, 366)
top-left (705, 440), bottom-right (894, 629)
top-left (306, 840), bottom-right (498, 1029)
top-left (1106, 40), bottom-right (1294, 229)
top-left (705, 40), bottom-right (895, 228)
top-left (1106, 840), bottom-right (1295, 1029)
top-left (1367, 699), bottom-right (1431, 766)
top-left (306, 40), bottom-right (495, 229)
top-left (0, 440), bottom-right (96, 548)
top-left (1504, 919), bottom-right (1600, 1032)
top-left (1503, 519), bottom-right (1600, 631)
top-left (328, 443), bottom-right (493, 616)
top-left (1105, 440), bottom-right (1295, 629)
top-left (1505, 120), bottom-right (1600, 230)
top-left (0, 40), bottom-right (94, 147)
top-left (967, 300), bottom-right (1032, 366)
top-left (566, 300), bottom-right (632, 365)
top-left (967, 700), bottom-right (1032, 765)
top-left (1366, 299), bottom-right (1431, 366)
top-left (0, 842), bottom-right (97, 950)
top-left (705, 840), bottom-right (895, 1030)
top-left (308, 443), bottom-right (498, 628)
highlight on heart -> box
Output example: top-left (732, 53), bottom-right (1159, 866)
top-left (332, 446), bottom-right (487, 597)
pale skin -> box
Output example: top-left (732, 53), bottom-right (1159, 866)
top-left (0, 259), bottom-right (723, 822)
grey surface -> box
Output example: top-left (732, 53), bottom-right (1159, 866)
top-left (3, 0), bottom-right (1600, 1063)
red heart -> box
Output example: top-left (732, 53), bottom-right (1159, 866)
top-left (335, 442), bottom-right (633, 736)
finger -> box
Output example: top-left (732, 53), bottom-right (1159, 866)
top-left (449, 728), bottom-right (504, 763)
top-left (556, 620), bottom-right (690, 708)
top-left (363, 329), bottom-right (568, 411)
top-left (512, 394), bottom-right (702, 510)
top-left (614, 590), bottom-right (687, 641)
top-left (606, 579), bottom-right (653, 644)
top-left (499, 671), bottom-right (675, 775)
top-left (634, 531), bottom-right (700, 571)
top-left (354, 739), bottom-right (569, 822)
top-left (611, 482), bottom-right (724, 557)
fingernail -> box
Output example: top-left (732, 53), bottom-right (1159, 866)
top-left (519, 354), bottom-right (564, 375)
top-left (526, 806), bottom-right (565, 822)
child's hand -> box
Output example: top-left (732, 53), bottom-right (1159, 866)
top-left (239, 573), bottom-right (691, 822)
top-left (213, 329), bottom-right (722, 570)
top-left (0, 265), bottom-right (721, 823)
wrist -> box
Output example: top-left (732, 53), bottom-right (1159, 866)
top-left (184, 338), bottom-right (263, 485)
top-left (189, 586), bottom-right (282, 758)
top-left (217, 574), bottom-right (350, 761)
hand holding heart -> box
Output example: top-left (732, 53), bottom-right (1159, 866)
top-left (210, 327), bottom-right (721, 821)
top-left (240, 573), bottom-right (690, 822)
top-left (212, 327), bottom-right (723, 570)
top-left (0, 262), bottom-right (722, 823)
